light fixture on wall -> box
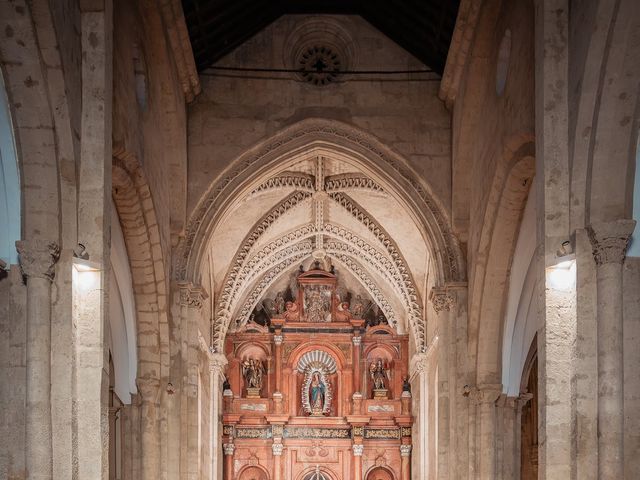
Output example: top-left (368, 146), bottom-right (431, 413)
top-left (73, 243), bottom-right (90, 260)
top-left (547, 240), bottom-right (576, 291)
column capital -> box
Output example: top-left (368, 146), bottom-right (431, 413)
top-left (400, 444), bottom-right (412, 457)
top-left (210, 352), bottom-right (228, 374)
top-left (587, 219), bottom-right (636, 265)
top-left (136, 377), bottom-right (161, 403)
top-left (273, 334), bottom-right (283, 346)
top-left (517, 392), bottom-right (534, 410)
top-left (352, 335), bottom-right (362, 346)
top-left (467, 384), bottom-right (502, 405)
top-left (272, 442), bottom-right (284, 456)
top-left (178, 282), bottom-right (208, 309)
top-left (16, 239), bottom-right (60, 281)
top-left (430, 287), bottom-right (455, 313)
top-left (223, 443), bottom-right (235, 456)
top-left (352, 444), bottom-right (364, 456)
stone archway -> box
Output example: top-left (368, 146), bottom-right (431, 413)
top-left (238, 465), bottom-right (270, 480)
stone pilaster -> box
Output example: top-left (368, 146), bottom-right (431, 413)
top-left (587, 219), bottom-right (635, 480)
top-left (272, 442), bottom-right (283, 480)
top-left (352, 334), bottom-right (362, 393)
top-left (470, 384), bottom-right (502, 480)
top-left (210, 353), bottom-right (228, 480)
top-left (16, 239), bottom-right (60, 480)
top-left (400, 444), bottom-right (412, 480)
top-left (352, 443), bottom-right (364, 479)
top-left (178, 283), bottom-right (208, 480)
top-left (431, 287), bottom-right (454, 480)
top-left (223, 443), bottom-right (235, 480)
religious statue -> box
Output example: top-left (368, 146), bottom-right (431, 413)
top-left (334, 301), bottom-right (352, 322)
top-left (283, 301), bottom-right (300, 321)
top-left (309, 372), bottom-right (326, 415)
top-left (402, 376), bottom-right (411, 394)
top-left (369, 359), bottom-right (390, 398)
top-left (274, 292), bottom-right (285, 315)
top-left (242, 358), bottom-right (265, 398)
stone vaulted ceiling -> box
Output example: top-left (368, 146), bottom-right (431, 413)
top-left (181, 0), bottom-right (461, 74)
top-left (205, 153), bottom-right (432, 352)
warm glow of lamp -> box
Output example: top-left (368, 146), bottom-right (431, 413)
top-left (546, 256), bottom-right (576, 291)
top-left (72, 258), bottom-right (101, 292)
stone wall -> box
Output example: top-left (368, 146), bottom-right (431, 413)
top-left (187, 14), bottom-right (452, 217)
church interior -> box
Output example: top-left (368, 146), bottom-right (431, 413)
top-left (0, 0), bottom-right (639, 479)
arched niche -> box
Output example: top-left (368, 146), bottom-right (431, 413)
top-left (297, 466), bottom-right (338, 480)
top-left (365, 466), bottom-right (396, 480)
top-left (288, 344), bottom-right (346, 417)
top-left (238, 465), bottom-right (270, 480)
top-left (363, 342), bottom-right (400, 399)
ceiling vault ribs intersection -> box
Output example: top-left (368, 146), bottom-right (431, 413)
top-left (211, 156), bottom-right (427, 351)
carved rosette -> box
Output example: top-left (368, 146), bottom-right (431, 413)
top-left (587, 220), bottom-right (636, 266)
top-left (352, 444), bottom-right (364, 456)
top-left (16, 239), bottom-right (60, 281)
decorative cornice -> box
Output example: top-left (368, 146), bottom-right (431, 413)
top-left (587, 220), bottom-right (635, 266)
top-left (16, 239), bottom-right (60, 281)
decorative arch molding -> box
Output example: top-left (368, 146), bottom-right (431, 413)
top-left (249, 172), bottom-right (315, 196)
top-left (227, 248), bottom-right (399, 347)
top-left (112, 153), bottom-right (171, 388)
top-left (175, 118), bottom-right (465, 287)
top-left (325, 173), bottom-right (385, 193)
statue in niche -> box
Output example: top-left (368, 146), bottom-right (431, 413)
top-left (301, 368), bottom-right (332, 416)
top-left (283, 301), bottom-right (300, 321)
top-left (351, 295), bottom-right (365, 318)
top-left (369, 359), bottom-right (390, 399)
top-left (274, 292), bottom-right (285, 315)
top-left (242, 358), bottom-right (265, 398)
top-left (309, 372), bottom-right (326, 414)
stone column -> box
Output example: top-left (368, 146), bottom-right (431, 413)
top-left (210, 353), bottom-right (228, 480)
top-left (223, 443), bottom-right (235, 480)
top-left (410, 349), bottom-right (434, 479)
top-left (16, 239), bottom-right (60, 480)
top-left (352, 443), bottom-right (364, 479)
top-left (431, 288), bottom-right (454, 480)
top-left (400, 444), bottom-right (412, 480)
top-left (471, 384), bottom-right (502, 480)
top-left (179, 283), bottom-right (208, 480)
top-left (587, 220), bottom-right (635, 479)
top-left (352, 334), bottom-right (362, 393)
top-left (273, 333), bottom-right (283, 393)
top-left (138, 378), bottom-right (161, 480)
top-left (272, 442), bottom-right (284, 480)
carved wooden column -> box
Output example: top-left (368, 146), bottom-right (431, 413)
top-left (274, 333), bottom-right (283, 393)
top-left (223, 443), bottom-right (235, 480)
top-left (352, 444), bottom-right (364, 479)
top-left (16, 239), bottom-right (60, 480)
top-left (272, 441), bottom-right (284, 480)
top-left (400, 444), bottom-right (412, 480)
top-left (352, 334), bottom-right (362, 392)
top-left (179, 283), bottom-right (208, 480)
top-left (587, 220), bottom-right (635, 479)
